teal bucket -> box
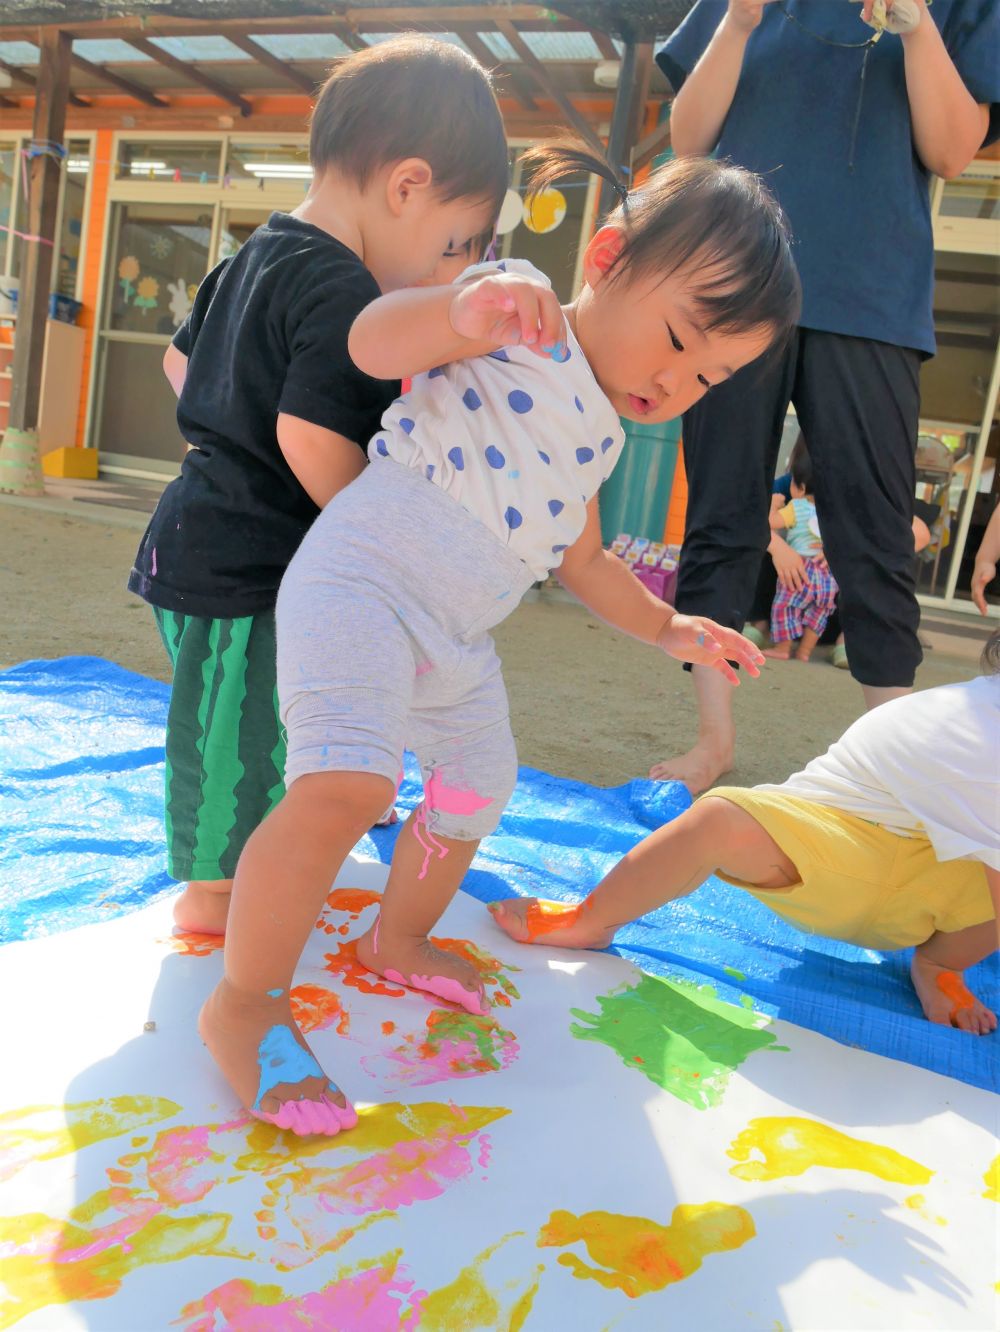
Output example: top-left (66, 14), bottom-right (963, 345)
top-left (599, 417), bottom-right (680, 545)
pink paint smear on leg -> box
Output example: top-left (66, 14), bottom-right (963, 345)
top-left (411, 776), bottom-right (493, 881)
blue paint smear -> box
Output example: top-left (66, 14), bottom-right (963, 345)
top-left (254, 1024), bottom-right (324, 1109)
top-left (1, 656), bottom-right (997, 1095)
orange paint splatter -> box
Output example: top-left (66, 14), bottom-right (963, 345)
top-left (524, 899), bottom-right (585, 939)
top-left (289, 984), bottom-right (349, 1036)
top-left (169, 931), bottom-right (224, 957)
top-left (326, 887), bottom-right (381, 914)
top-left (936, 970), bottom-right (976, 1016)
top-left (538, 1204), bottom-right (755, 1297)
top-left (324, 941), bottom-right (407, 998)
top-left (382, 1021), bottom-right (396, 1036)
top-left (429, 937), bottom-right (521, 1007)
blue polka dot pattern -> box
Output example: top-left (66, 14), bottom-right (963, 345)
top-left (547, 499), bottom-right (564, 516)
top-left (488, 349), bottom-right (510, 362)
top-left (600, 436), bottom-right (615, 453)
top-left (375, 439), bottom-right (388, 457)
top-left (463, 388), bottom-right (482, 411)
top-left (399, 418), bottom-right (415, 434)
top-left (485, 445), bottom-right (506, 469)
top-left (508, 469), bottom-right (520, 479)
top-left (447, 446), bottom-right (465, 471)
top-left (537, 450), bottom-right (550, 465)
top-left (508, 390), bottom-right (533, 414)
top-left (505, 506), bottom-right (523, 529)
top-left (574, 396), bottom-right (584, 413)
top-left (552, 544), bottom-right (568, 554)
top-left (497, 261), bottom-right (507, 272)
top-left (428, 366), bottom-right (445, 378)
top-left (426, 464), bottom-right (435, 480)
top-left (576, 447), bottom-right (595, 464)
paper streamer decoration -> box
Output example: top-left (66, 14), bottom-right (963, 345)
top-left (523, 187), bottom-right (567, 235)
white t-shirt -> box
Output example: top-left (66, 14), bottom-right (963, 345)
top-left (369, 260), bottom-right (626, 580)
top-left (758, 675), bottom-right (1000, 870)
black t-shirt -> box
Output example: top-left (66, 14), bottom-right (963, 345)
top-left (128, 213), bottom-right (398, 617)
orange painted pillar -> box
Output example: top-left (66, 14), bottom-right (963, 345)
top-left (663, 442), bottom-right (688, 546)
top-left (75, 128), bottom-right (113, 447)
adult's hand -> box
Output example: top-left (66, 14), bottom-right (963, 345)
top-left (770, 537), bottom-right (806, 592)
top-left (726, 0), bottom-right (780, 34)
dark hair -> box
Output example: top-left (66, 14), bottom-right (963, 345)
top-left (521, 141), bottom-right (800, 344)
top-left (982, 626), bottom-right (1000, 674)
top-left (310, 35), bottom-right (508, 227)
top-left (788, 433), bottom-right (814, 493)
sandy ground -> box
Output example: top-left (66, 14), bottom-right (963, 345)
top-left (0, 503), bottom-right (984, 790)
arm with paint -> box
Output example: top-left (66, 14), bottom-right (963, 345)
top-left (348, 275), bottom-right (568, 379)
top-left (558, 500), bottom-right (765, 685)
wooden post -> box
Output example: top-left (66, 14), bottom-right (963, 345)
top-left (8, 28), bottom-right (71, 434)
top-left (599, 40), bottom-right (653, 218)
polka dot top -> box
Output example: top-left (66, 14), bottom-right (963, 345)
top-left (368, 259), bottom-right (626, 580)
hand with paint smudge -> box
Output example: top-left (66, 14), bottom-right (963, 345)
top-left (488, 897), bottom-right (616, 951)
top-left (449, 273), bottom-right (569, 361)
top-left (655, 614), bottom-right (765, 687)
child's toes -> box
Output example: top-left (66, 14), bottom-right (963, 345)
top-left (487, 899), bottom-right (530, 942)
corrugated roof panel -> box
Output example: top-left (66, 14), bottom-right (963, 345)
top-left (73, 38), bottom-right (154, 62)
top-left (256, 33), bottom-right (354, 60)
top-left (148, 35), bottom-right (248, 62)
top-left (0, 41), bottom-right (40, 65)
top-left (361, 31), bottom-right (467, 50)
top-left (477, 31), bottom-right (606, 62)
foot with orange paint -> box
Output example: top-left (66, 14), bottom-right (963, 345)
top-left (487, 897), bottom-right (616, 950)
top-left (172, 879), bottom-right (232, 935)
top-left (355, 917), bottom-right (488, 1015)
top-left (910, 951), bottom-right (997, 1035)
top-left (198, 980), bottom-right (358, 1136)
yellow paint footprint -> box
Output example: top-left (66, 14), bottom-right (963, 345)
top-left (538, 1204), bottom-right (755, 1298)
top-left (728, 1117), bottom-right (932, 1185)
top-left (983, 1154), bottom-right (999, 1203)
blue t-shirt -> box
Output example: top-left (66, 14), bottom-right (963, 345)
top-left (657, 1), bottom-right (1000, 356)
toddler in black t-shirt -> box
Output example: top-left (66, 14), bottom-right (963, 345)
top-left (128, 35), bottom-right (507, 940)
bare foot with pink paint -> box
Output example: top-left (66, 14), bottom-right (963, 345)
top-left (487, 897), bottom-right (616, 950)
top-left (910, 953), bottom-right (997, 1035)
top-left (199, 980), bottom-right (359, 1136)
top-left (355, 917), bottom-right (488, 1015)
top-left (173, 880), bottom-right (232, 936)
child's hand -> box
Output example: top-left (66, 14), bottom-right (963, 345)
top-left (972, 553), bottom-right (997, 615)
top-left (449, 275), bottom-right (569, 360)
top-left (655, 614), bottom-right (765, 685)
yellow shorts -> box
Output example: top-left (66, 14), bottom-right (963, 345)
top-left (706, 787), bottom-right (994, 952)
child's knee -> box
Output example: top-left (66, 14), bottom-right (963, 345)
top-left (422, 761), bottom-right (516, 842)
top-left (287, 769), bottom-right (395, 828)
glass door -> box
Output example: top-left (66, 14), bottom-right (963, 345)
top-left (92, 201), bottom-right (212, 468)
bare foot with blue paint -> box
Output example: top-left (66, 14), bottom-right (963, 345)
top-left (488, 897), bottom-right (615, 950)
top-left (173, 880), bottom-right (232, 936)
top-left (198, 980), bottom-right (358, 1136)
top-left (355, 918), bottom-right (488, 1015)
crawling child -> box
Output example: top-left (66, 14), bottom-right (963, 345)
top-left (492, 630), bottom-right (1000, 1035)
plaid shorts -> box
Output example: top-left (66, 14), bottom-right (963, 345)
top-left (153, 607), bottom-right (285, 882)
top-left (770, 558), bottom-right (839, 643)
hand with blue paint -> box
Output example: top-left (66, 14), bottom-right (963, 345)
top-left (656, 613), bottom-right (765, 687)
top-left (448, 271), bottom-right (569, 360)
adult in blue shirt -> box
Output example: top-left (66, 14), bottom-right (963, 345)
top-left (649, 0), bottom-right (999, 794)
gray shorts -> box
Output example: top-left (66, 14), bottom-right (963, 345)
top-left (276, 460), bottom-right (536, 841)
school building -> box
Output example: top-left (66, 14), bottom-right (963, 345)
top-left (1, 0), bottom-right (997, 620)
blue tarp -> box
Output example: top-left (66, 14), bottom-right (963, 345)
top-left (2, 655), bottom-right (996, 1094)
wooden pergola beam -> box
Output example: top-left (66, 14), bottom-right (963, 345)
top-left (590, 28), bottom-right (618, 60)
top-left (0, 7), bottom-right (575, 43)
top-left (224, 32), bottom-right (317, 93)
top-left (630, 117), bottom-right (671, 176)
top-left (495, 19), bottom-right (605, 156)
top-left (123, 35), bottom-right (252, 115)
top-left (455, 26), bottom-right (538, 113)
top-left (0, 54), bottom-right (90, 107)
top-left (8, 28), bottom-right (71, 435)
top-left (70, 50), bottom-right (169, 107)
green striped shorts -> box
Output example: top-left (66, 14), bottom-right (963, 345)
top-left (153, 607), bottom-right (286, 882)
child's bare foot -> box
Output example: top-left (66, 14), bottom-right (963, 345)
top-left (488, 897), bottom-right (616, 950)
top-left (910, 953), bottom-right (997, 1035)
top-left (199, 980), bottom-right (358, 1136)
top-left (649, 736), bottom-right (733, 795)
top-left (173, 880), bottom-right (232, 935)
top-left (355, 919), bottom-right (487, 1015)
top-left (762, 642), bottom-right (792, 660)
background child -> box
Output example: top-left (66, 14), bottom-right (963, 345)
top-left (127, 37), bottom-right (507, 937)
top-left (491, 630), bottom-right (1000, 1036)
top-left (762, 441), bottom-right (837, 663)
top-left (199, 148), bottom-right (801, 1136)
